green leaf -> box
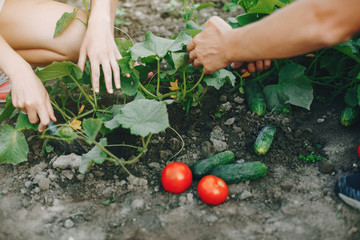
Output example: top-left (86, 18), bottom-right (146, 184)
top-left (121, 69), bottom-right (140, 96)
top-left (333, 40), bottom-right (360, 64)
top-left (344, 88), bottom-right (358, 107)
top-left (15, 113), bottom-right (38, 131)
top-left (195, 3), bottom-right (216, 11)
top-left (357, 85), bottom-right (360, 107)
top-left (104, 105), bottom-right (124, 130)
top-left (172, 52), bottom-right (189, 72)
top-left (53, 9), bottom-right (79, 38)
top-left (79, 138), bottom-right (107, 174)
top-left (263, 64), bottom-right (313, 110)
top-left (82, 118), bottom-right (103, 144)
top-left (204, 69), bottom-right (236, 90)
top-left (114, 38), bottom-right (133, 56)
top-left (233, 13), bottom-right (268, 27)
top-left (243, 0), bottom-right (288, 14)
top-left (116, 99), bottom-right (169, 137)
top-left (0, 100), bottom-right (15, 125)
top-left (263, 85), bottom-right (288, 112)
top-left (35, 61), bottom-right (83, 82)
top-left (130, 31), bottom-right (192, 60)
top-left (117, 56), bottom-right (133, 74)
top-left (0, 125), bottom-right (29, 164)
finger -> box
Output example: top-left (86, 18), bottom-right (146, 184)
top-left (256, 60), bottom-right (264, 72)
top-left (102, 63), bottom-right (113, 94)
top-left (264, 59), bottom-right (271, 70)
top-left (90, 61), bottom-right (100, 93)
top-left (77, 49), bottom-right (87, 72)
top-left (27, 108), bottom-right (39, 125)
top-left (231, 62), bottom-right (243, 69)
top-left (111, 59), bottom-right (121, 89)
top-left (192, 58), bottom-right (202, 68)
top-left (186, 40), bottom-right (195, 52)
top-left (37, 108), bottom-right (50, 132)
top-left (46, 98), bottom-right (57, 122)
top-left (247, 62), bottom-right (256, 73)
top-left (188, 51), bottom-right (197, 63)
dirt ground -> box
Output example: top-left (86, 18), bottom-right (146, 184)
top-left (1, 1), bottom-right (360, 240)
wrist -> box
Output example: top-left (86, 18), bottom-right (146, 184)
top-left (223, 29), bottom-right (238, 64)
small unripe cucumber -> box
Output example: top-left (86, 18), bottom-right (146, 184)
top-left (254, 124), bottom-right (276, 156)
top-left (210, 161), bottom-right (267, 184)
top-left (244, 81), bottom-right (267, 116)
top-left (340, 106), bottom-right (359, 126)
top-left (190, 151), bottom-right (235, 179)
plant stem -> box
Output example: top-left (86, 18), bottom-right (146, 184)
top-left (69, 75), bottom-right (96, 109)
top-left (51, 100), bottom-right (71, 121)
top-left (186, 72), bottom-right (205, 94)
top-left (107, 144), bottom-right (142, 150)
top-left (77, 109), bottom-right (95, 120)
top-left (182, 71), bottom-right (187, 99)
top-left (139, 82), bottom-right (157, 98)
top-left (156, 58), bottom-right (161, 97)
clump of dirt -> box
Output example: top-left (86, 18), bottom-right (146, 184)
top-left (1, 1), bottom-right (360, 240)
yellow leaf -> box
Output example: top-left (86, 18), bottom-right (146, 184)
top-left (78, 105), bottom-right (85, 115)
top-left (241, 71), bottom-right (251, 78)
top-left (70, 118), bottom-right (82, 130)
top-left (305, 53), bottom-right (315, 58)
top-left (169, 79), bottom-right (180, 91)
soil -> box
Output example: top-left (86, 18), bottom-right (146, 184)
top-left (1, 1), bottom-right (360, 240)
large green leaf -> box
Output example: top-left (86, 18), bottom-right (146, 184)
top-left (35, 61), bottom-right (83, 82)
top-left (0, 125), bottom-right (29, 164)
top-left (130, 31), bottom-right (192, 60)
top-left (104, 105), bottom-right (124, 130)
top-left (115, 38), bottom-right (133, 56)
top-left (204, 69), bottom-right (236, 90)
top-left (79, 138), bottom-right (107, 174)
top-left (172, 52), bottom-right (189, 72)
top-left (116, 99), bottom-right (169, 137)
top-left (82, 118), bottom-right (103, 144)
top-left (15, 113), bottom-right (38, 131)
top-left (53, 9), bottom-right (78, 38)
top-left (263, 64), bottom-right (313, 111)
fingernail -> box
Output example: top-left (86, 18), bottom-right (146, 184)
top-left (109, 89), bottom-right (113, 94)
top-left (95, 88), bottom-right (99, 93)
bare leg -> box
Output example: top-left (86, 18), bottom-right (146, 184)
top-left (0, 0), bottom-right (87, 66)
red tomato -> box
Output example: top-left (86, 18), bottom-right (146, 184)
top-left (357, 144), bottom-right (360, 159)
top-left (161, 162), bottom-right (192, 193)
top-left (197, 175), bottom-right (228, 205)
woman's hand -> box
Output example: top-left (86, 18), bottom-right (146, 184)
top-left (10, 66), bottom-right (56, 132)
top-left (77, 4), bottom-right (122, 94)
top-left (186, 16), bottom-right (233, 74)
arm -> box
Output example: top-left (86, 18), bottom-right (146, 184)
top-left (187, 0), bottom-right (360, 74)
top-left (0, 34), bottom-right (56, 132)
top-left (77, 0), bottom-right (121, 94)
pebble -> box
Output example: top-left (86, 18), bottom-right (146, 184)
top-left (240, 190), bottom-right (253, 200)
top-left (224, 117), bottom-right (235, 126)
top-left (220, 102), bottom-right (232, 111)
top-left (61, 170), bottom-right (75, 180)
top-left (201, 141), bottom-right (215, 158)
top-left (317, 118), bottom-right (325, 123)
top-left (148, 162), bottom-right (161, 170)
top-left (64, 219), bottom-right (75, 228)
top-left (33, 173), bottom-right (50, 191)
top-left (52, 153), bottom-right (82, 170)
top-left (25, 181), bottom-right (33, 188)
top-left (233, 96), bottom-right (245, 104)
top-left (169, 137), bottom-right (181, 151)
top-left (131, 199), bottom-right (145, 209)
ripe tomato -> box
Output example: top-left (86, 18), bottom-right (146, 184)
top-left (357, 144), bottom-right (360, 159)
top-left (161, 162), bottom-right (192, 193)
top-left (197, 175), bottom-right (228, 205)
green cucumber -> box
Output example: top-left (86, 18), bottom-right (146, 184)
top-left (210, 161), bottom-right (267, 184)
top-left (254, 125), bottom-right (276, 156)
top-left (244, 81), bottom-right (267, 116)
top-left (340, 106), bottom-right (359, 126)
top-left (190, 151), bottom-right (235, 179)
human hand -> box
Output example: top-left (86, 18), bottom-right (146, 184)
top-left (77, 14), bottom-right (122, 94)
top-left (10, 67), bottom-right (56, 132)
top-left (231, 60), bottom-right (271, 73)
top-left (186, 16), bottom-right (233, 74)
